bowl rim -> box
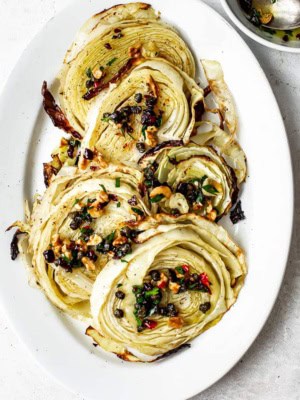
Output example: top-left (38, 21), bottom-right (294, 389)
top-left (220, 0), bottom-right (300, 53)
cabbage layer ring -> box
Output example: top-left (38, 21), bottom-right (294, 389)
top-left (59, 2), bottom-right (196, 134)
top-left (13, 166), bottom-right (149, 320)
top-left (87, 214), bottom-right (247, 361)
top-left (139, 142), bottom-right (238, 220)
top-left (78, 59), bottom-right (203, 169)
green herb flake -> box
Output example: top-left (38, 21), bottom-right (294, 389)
top-left (175, 266), bottom-right (185, 275)
top-left (141, 125), bottom-right (147, 139)
top-left (115, 177), bottom-right (121, 188)
top-left (145, 287), bottom-right (160, 297)
top-left (72, 198), bottom-right (80, 207)
top-left (85, 67), bottom-right (92, 78)
top-left (150, 194), bottom-right (165, 203)
top-left (101, 117), bottom-right (110, 122)
top-left (80, 226), bottom-right (94, 236)
top-left (99, 184), bottom-right (107, 193)
top-left (106, 231), bottom-right (115, 243)
top-left (121, 259), bottom-right (129, 263)
top-left (134, 313), bottom-right (143, 328)
top-left (117, 201), bottom-right (121, 208)
top-left (156, 116), bottom-right (162, 127)
top-left (202, 185), bottom-right (219, 195)
top-left (117, 283), bottom-right (123, 288)
top-left (106, 57), bottom-right (118, 66)
top-left (131, 207), bottom-right (144, 216)
top-left (195, 190), bottom-right (204, 204)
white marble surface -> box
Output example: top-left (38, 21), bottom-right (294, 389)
top-left (0, 0), bottom-right (299, 399)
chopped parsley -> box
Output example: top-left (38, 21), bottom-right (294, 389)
top-left (85, 67), bottom-right (92, 78)
top-left (99, 184), bottom-right (107, 193)
top-left (202, 185), bottom-right (219, 195)
top-left (106, 57), bottom-right (117, 66)
top-left (106, 231), bottom-right (115, 243)
top-left (175, 266), bottom-right (185, 275)
top-left (131, 207), bottom-right (144, 216)
top-left (115, 177), bottom-right (121, 188)
top-left (72, 198), bottom-right (80, 207)
top-left (144, 287), bottom-right (160, 297)
top-left (150, 194), bottom-right (165, 203)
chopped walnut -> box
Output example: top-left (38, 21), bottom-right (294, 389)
top-left (145, 127), bottom-right (158, 147)
top-left (192, 203), bottom-right (204, 211)
top-left (78, 157), bottom-right (89, 170)
top-left (146, 75), bottom-right (159, 98)
top-left (98, 190), bottom-right (109, 203)
top-left (51, 234), bottom-right (62, 256)
top-left (206, 200), bottom-right (213, 214)
top-left (128, 43), bottom-right (142, 58)
top-left (150, 185), bottom-right (172, 199)
top-left (207, 209), bottom-right (217, 221)
top-left (168, 316), bottom-right (184, 329)
top-left (79, 148), bottom-right (108, 170)
top-left (81, 257), bottom-right (96, 271)
top-left (112, 236), bottom-right (128, 246)
top-left (93, 150), bottom-right (108, 169)
top-left (87, 191), bottom-right (109, 218)
top-left (75, 239), bottom-right (88, 252)
top-left (86, 234), bottom-right (102, 246)
top-left (88, 207), bottom-right (103, 218)
top-left (93, 69), bottom-right (103, 80)
top-left (169, 281), bottom-right (180, 294)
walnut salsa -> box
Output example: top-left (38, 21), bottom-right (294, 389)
top-left (101, 92), bottom-right (163, 149)
top-left (113, 264), bottom-right (212, 332)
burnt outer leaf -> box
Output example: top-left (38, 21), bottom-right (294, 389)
top-left (230, 200), bottom-right (246, 224)
top-left (95, 2), bottom-right (151, 18)
top-left (41, 81), bottom-right (82, 139)
top-left (10, 229), bottom-right (23, 260)
top-left (43, 162), bottom-right (58, 187)
top-left (156, 343), bottom-right (191, 361)
top-left (194, 100), bottom-right (205, 122)
top-left (203, 85), bottom-right (211, 97)
top-left (138, 140), bottom-right (184, 167)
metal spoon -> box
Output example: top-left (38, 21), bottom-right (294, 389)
top-left (249, 0), bottom-right (300, 30)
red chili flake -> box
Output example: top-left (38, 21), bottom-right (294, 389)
top-left (182, 264), bottom-right (190, 273)
top-left (158, 280), bottom-right (167, 289)
top-left (143, 319), bottom-right (157, 329)
top-left (199, 273), bottom-right (210, 288)
top-left (94, 80), bottom-right (102, 89)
